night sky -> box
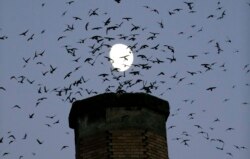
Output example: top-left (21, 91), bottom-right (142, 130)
top-left (0, 0), bottom-right (249, 159)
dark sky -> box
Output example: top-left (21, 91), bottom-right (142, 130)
top-left (0, 0), bottom-right (249, 159)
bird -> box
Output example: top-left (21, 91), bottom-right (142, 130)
top-left (2, 152), bottom-right (9, 156)
top-left (66, 1), bottom-right (74, 5)
top-left (42, 71), bottom-right (49, 76)
top-left (46, 115), bottom-right (56, 119)
top-left (61, 10), bottom-right (67, 16)
top-left (8, 135), bottom-right (16, 140)
top-left (12, 105), bottom-right (21, 109)
top-left (168, 125), bottom-right (176, 130)
top-left (27, 34), bottom-right (34, 41)
top-left (213, 118), bottom-right (220, 122)
top-left (184, 1), bottom-right (194, 10)
top-left (22, 57), bottom-right (30, 64)
top-left (57, 36), bottom-right (66, 41)
top-left (0, 86), bottom-right (6, 91)
top-left (29, 113), bottom-right (34, 118)
top-left (215, 42), bottom-right (223, 54)
top-left (88, 8), bottom-right (99, 16)
top-left (131, 24), bottom-right (140, 31)
top-left (181, 139), bottom-right (190, 146)
top-left (61, 145), bottom-right (69, 150)
top-left (157, 20), bottom-right (164, 28)
top-left (73, 16), bottom-right (82, 20)
top-left (64, 24), bottom-right (74, 32)
top-left (187, 71), bottom-right (197, 76)
top-left (99, 73), bottom-right (109, 77)
top-left (207, 14), bottom-right (215, 19)
top-left (45, 124), bottom-right (51, 128)
top-left (225, 127), bottom-right (235, 131)
top-left (122, 17), bottom-right (132, 21)
top-left (27, 79), bottom-right (35, 84)
top-left (164, 45), bottom-right (175, 53)
top-left (226, 152), bottom-right (233, 157)
top-left (216, 146), bottom-right (223, 150)
top-left (36, 139), bottom-right (43, 145)
top-left (40, 29), bottom-right (45, 34)
top-left (0, 35), bottom-right (8, 40)
top-left (194, 125), bottom-right (202, 129)
top-left (49, 65), bottom-right (57, 74)
top-left (151, 9), bottom-right (159, 14)
top-left (206, 87), bottom-right (216, 91)
top-left (104, 17), bottom-right (111, 26)
top-left (19, 29), bottom-right (29, 36)
top-left (85, 89), bottom-right (97, 95)
top-left (151, 44), bottom-right (160, 50)
top-left (64, 72), bottom-right (72, 79)
top-left (187, 55), bottom-right (198, 59)
top-left (53, 120), bottom-right (60, 124)
top-left (114, 0), bottom-right (121, 3)
top-left (22, 133), bottom-right (27, 140)
top-left (120, 55), bottom-right (129, 61)
top-left (177, 77), bottom-right (186, 84)
top-left (85, 22), bottom-right (89, 31)
top-left (166, 55), bottom-right (176, 63)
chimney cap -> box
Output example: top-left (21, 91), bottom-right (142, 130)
top-left (68, 93), bottom-right (170, 129)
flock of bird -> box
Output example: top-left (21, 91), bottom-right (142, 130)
top-left (0, 0), bottom-right (249, 159)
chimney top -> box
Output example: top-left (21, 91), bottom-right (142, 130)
top-left (69, 93), bottom-right (169, 129)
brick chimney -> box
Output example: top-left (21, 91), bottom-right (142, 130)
top-left (69, 93), bottom-right (170, 159)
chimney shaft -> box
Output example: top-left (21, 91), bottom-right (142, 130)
top-left (69, 93), bottom-right (170, 159)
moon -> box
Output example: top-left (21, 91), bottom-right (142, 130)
top-left (109, 43), bottom-right (134, 72)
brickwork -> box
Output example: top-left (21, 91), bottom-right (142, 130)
top-left (77, 129), bottom-right (168, 159)
top-left (108, 130), bottom-right (147, 158)
top-left (144, 131), bottom-right (168, 158)
top-left (78, 133), bottom-right (109, 159)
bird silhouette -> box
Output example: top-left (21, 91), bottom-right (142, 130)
top-left (19, 30), bottom-right (29, 36)
top-left (27, 34), bottom-right (34, 41)
top-left (206, 87), bottom-right (216, 91)
top-left (50, 65), bottom-right (57, 74)
top-left (0, 35), bottom-right (8, 40)
top-left (29, 113), bottom-right (34, 119)
top-left (187, 55), bottom-right (198, 59)
top-left (73, 16), bottom-right (82, 20)
top-left (114, 0), bottom-right (121, 3)
top-left (66, 1), bottom-right (74, 5)
top-left (184, 2), bottom-right (194, 10)
top-left (61, 145), bottom-right (69, 150)
top-left (22, 133), bottom-right (27, 140)
top-left (12, 105), bottom-right (21, 109)
top-left (36, 139), bottom-right (43, 145)
top-left (22, 57), bottom-right (30, 64)
top-left (2, 152), bottom-right (9, 156)
top-left (0, 86), bottom-right (6, 91)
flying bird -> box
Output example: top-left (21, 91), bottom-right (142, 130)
top-left (61, 145), bottom-right (69, 150)
top-left (206, 87), bottom-right (216, 91)
top-left (19, 30), bottom-right (29, 36)
top-left (0, 86), bottom-right (6, 91)
top-left (114, 0), bottom-right (121, 3)
top-left (12, 105), bottom-right (21, 109)
top-left (27, 34), bottom-right (34, 41)
top-left (36, 139), bottom-right (43, 145)
top-left (29, 113), bottom-right (34, 119)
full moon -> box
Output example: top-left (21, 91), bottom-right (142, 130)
top-left (109, 43), bottom-right (134, 72)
